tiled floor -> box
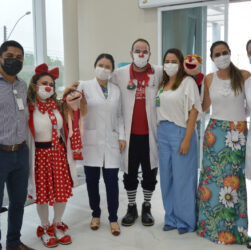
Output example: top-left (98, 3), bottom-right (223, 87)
top-left (0, 172), bottom-right (250, 250)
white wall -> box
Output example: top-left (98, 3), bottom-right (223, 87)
top-left (77, 0), bottom-right (158, 80)
top-left (63, 0), bottom-right (79, 86)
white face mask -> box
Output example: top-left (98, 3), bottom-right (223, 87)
top-left (95, 66), bottom-right (112, 80)
top-left (133, 53), bottom-right (149, 68)
top-left (214, 55), bottom-right (231, 69)
top-left (249, 57), bottom-right (251, 64)
top-left (164, 63), bottom-right (179, 77)
top-left (37, 85), bottom-right (54, 100)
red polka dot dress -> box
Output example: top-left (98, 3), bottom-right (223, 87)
top-left (34, 99), bottom-right (73, 206)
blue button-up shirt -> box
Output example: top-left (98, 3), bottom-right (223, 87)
top-left (0, 73), bottom-right (27, 145)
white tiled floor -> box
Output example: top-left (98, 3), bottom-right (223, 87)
top-left (0, 173), bottom-right (249, 250)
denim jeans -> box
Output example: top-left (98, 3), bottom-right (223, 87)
top-left (0, 144), bottom-right (29, 248)
top-left (157, 121), bottom-right (198, 231)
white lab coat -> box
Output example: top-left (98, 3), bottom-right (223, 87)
top-left (112, 64), bottom-right (163, 173)
top-left (245, 76), bottom-right (251, 179)
top-left (78, 78), bottom-right (125, 169)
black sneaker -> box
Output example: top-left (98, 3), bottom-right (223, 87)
top-left (247, 240), bottom-right (251, 249)
top-left (121, 203), bottom-right (138, 226)
top-left (141, 202), bottom-right (154, 226)
top-left (0, 206), bottom-right (8, 213)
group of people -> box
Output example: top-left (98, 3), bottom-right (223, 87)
top-left (0, 37), bottom-right (251, 250)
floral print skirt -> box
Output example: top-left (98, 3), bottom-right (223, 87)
top-left (197, 119), bottom-right (248, 245)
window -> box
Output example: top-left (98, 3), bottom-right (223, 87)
top-left (228, 1), bottom-right (251, 70)
top-left (45, 0), bottom-right (65, 97)
top-left (0, 0), bottom-right (34, 84)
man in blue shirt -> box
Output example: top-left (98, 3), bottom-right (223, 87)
top-left (0, 40), bottom-right (34, 250)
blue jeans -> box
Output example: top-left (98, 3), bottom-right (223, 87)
top-left (0, 144), bottom-right (29, 249)
top-left (157, 121), bottom-right (198, 231)
top-left (84, 166), bottom-right (119, 222)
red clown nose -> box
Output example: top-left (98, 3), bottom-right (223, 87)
top-left (45, 86), bottom-right (51, 92)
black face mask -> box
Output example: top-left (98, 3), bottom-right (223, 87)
top-left (1, 58), bottom-right (23, 76)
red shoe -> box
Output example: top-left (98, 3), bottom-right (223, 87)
top-left (73, 152), bottom-right (84, 160)
top-left (37, 225), bottom-right (58, 248)
top-left (54, 222), bottom-right (72, 245)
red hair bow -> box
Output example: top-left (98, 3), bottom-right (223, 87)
top-left (35, 63), bottom-right (59, 80)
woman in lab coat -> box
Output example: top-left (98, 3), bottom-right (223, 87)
top-left (78, 53), bottom-right (126, 236)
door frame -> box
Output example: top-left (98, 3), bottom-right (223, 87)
top-left (157, 0), bottom-right (229, 65)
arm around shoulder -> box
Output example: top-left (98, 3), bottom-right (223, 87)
top-left (241, 70), bottom-right (251, 81)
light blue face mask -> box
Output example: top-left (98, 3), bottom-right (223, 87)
top-left (249, 57), bottom-right (251, 64)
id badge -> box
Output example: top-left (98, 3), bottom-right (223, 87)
top-left (231, 130), bottom-right (239, 142)
top-left (16, 98), bottom-right (24, 110)
top-left (156, 96), bottom-right (160, 107)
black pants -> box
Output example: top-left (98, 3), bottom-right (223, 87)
top-left (84, 166), bottom-right (119, 222)
top-left (123, 134), bottom-right (158, 191)
top-left (0, 145), bottom-right (29, 248)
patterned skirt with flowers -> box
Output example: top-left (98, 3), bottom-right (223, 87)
top-left (197, 119), bottom-right (248, 245)
top-left (35, 142), bottom-right (73, 206)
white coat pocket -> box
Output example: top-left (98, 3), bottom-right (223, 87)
top-left (110, 131), bottom-right (119, 149)
top-left (83, 129), bottom-right (97, 145)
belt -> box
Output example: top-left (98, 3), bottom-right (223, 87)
top-left (0, 141), bottom-right (26, 152)
top-left (35, 137), bottom-right (63, 149)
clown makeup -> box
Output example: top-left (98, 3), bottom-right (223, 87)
top-left (36, 75), bottom-right (55, 100)
top-left (37, 75), bottom-right (55, 88)
top-left (131, 41), bottom-right (151, 68)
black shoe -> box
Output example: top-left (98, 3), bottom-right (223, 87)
top-left (0, 206), bottom-right (8, 213)
top-left (141, 202), bottom-right (154, 226)
top-left (178, 227), bottom-right (189, 234)
top-left (247, 240), bottom-right (251, 249)
top-left (121, 203), bottom-right (138, 226)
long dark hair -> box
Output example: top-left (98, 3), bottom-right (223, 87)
top-left (210, 40), bottom-right (244, 95)
top-left (159, 48), bottom-right (188, 90)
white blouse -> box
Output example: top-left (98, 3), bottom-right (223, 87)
top-left (34, 107), bottom-right (63, 142)
top-left (209, 73), bottom-right (246, 121)
top-left (157, 76), bottom-right (202, 128)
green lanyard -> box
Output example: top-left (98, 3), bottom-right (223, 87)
top-left (101, 84), bottom-right (108, 99)
top-left (156, 89), bottom-right (163, 107)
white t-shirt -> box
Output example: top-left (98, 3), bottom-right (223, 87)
top-left (157, 76), bottom-right (202, 128)
top-left (34, 107), bottom-right (63, 142)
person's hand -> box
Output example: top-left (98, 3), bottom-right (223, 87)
top-left (68, 129), bottom-right (73, 138)
top-left (71, 81), bottom-right (80, 89)
top-left (80, 128), bottom-right (84, 137)
top-left (119, 140), bottom-right (126, 153)
top-left (179, 138), bottom-right (190, 155)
